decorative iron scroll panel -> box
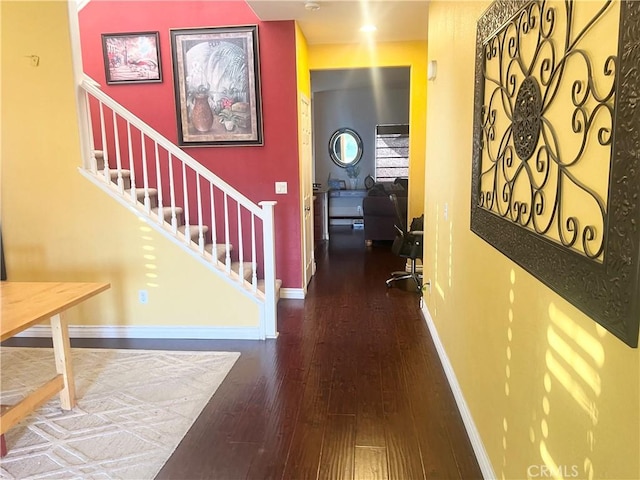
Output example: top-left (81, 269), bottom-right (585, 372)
top-left (471, 0), bottom-right (640, 347)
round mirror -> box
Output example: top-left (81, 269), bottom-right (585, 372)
top-left (328, 128), bottom-right (363, 167)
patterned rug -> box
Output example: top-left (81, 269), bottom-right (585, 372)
top-left (0, 347), bottom-right (240, 479)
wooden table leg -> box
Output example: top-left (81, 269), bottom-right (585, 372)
top-left (50, 313), bottom-right (76, 410)
top-left (1, 404), bottom-right (8, 457)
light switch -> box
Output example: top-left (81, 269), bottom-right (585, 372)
top-left (275, 182), bottom-right (288, 194)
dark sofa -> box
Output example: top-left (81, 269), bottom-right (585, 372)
top-left (362, 180), bottom-right (408, 244)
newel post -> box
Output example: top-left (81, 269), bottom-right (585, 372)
top-left (67, 1), bottom-right (95, 172)
top-left (259, 201), bottom-right (277, 338)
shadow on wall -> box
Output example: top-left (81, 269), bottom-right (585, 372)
top-left (433, 201), bottom-right (453, 304)
top-left (535, 301), bottom-right (604, 480)
top-left (137, 217), bottom-right (162, 290)
top-left (500, 267), bottom-right (606, 480)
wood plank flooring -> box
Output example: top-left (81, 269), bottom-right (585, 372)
top-left (4, 226), bottom-right (483, 479)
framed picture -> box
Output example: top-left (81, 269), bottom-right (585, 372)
top-left (170, 25), bottom-right (263, 146)
top-left (101, 32), bottom-right (162, 84)
top-left (470, 1), bottom-right (640, 347)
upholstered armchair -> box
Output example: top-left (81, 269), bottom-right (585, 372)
top-left (362, 180), bottom-right (408, 245)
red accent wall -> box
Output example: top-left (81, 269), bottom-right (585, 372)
top-left (79, 0), bottom-right (302, 288)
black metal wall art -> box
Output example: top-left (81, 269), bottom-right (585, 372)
top-left (471, 0), bottom-right (640, 347)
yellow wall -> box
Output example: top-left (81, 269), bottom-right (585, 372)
top-left (1, 1), bottom-right (259, 329)
top-left (308, 41), bottom-right (427, 220)
top-left (424, 2), bottom-right (639, 479)
top-left (295, 23), bottom-right (311, 100)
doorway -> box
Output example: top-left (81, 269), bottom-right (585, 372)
top-left (310, 67), bottom-right (411, 240)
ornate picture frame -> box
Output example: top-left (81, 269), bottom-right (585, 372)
top-left (470, 1), bottom-right (640, 347)
top-left (101, 32), bottom-right (162, 85)
top-left (170, 25), bottom-right (263, 147)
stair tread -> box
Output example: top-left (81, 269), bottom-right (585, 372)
top-left (205, 244), bottom-right (230, 263)
top-left (230, 261), bottom-right (254, 280)
top-left (127, 187), bottom-right (158, 195)
top-left (124, 187), bottom-right (159, 209)
top-left (94, 167), bottom-right (131, 177)
top-left (178, 224), bottom-right (210, 233)
top-left (177, 225), bottom-right (209, 243)
top-left (151, 206), bottom-right (184, 215)
top-left (107, 169), bottom-right (131, 177)
top-left (257, 279), bottom-right (283, 297)
top-left (150, 206), bottom-right (184, 224)
top-left (205, 243), bottom-right (232, 254)
top-left (106, 170), bottom-right (132, 190)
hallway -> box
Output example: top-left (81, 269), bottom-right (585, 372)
top-left (156, 226), bottom-right (483, 479)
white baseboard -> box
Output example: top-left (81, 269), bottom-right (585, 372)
top-left (14, 325), bottom-right (266, 341)
top-left (421, 306), bottom-right (496, 480)
top-left (280, 288), bottom-right (305, 299)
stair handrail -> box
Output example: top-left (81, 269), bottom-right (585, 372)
top-left (79, 75), bottom-right (263, 218)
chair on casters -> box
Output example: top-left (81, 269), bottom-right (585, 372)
top-left (385, 194), bottom-right (423, 292)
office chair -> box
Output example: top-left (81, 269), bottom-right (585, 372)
top-left (385, 194), bottom-right (423, 292)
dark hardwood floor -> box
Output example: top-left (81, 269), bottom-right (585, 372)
top-left (5, 226), bottom-right (483, 479)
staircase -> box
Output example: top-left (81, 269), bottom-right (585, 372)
top-left (94, 150), bottom-right (254, 282)
top-left (77, 76), bottom-right (279, 338)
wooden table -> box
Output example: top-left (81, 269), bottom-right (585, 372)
top-left (0, 281), bottom-right (110, 456)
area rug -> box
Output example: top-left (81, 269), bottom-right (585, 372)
top-left (0, 347), bottom-right (240, 479)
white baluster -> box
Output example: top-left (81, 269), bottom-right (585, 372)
top-left (182, 163), bottom-right (190, 245)
top-left (112, 110), bottom-right (124, 193)
top-left (140, 134), bottom-right (151, 211)
top-left (126, 122), bottom-right (136, 198)
top-left (251, 213), bottom-right (257, 292)
top-left (154, 142), bottom-right (163, 223)
top-left (224, 194), bottom-right (231, 273)
top-left (210, 183), bottom-right (217, 263)
top-left (196, 174), bottom-right (205, 253)
top-left (82, 91), bottom-right (97, 173)
top-left (99, 102), bottom-right (109, 183)
top-left (168, 153), bottom-right (178, 233)
top-left (237, 203), bottom-right (244, 284)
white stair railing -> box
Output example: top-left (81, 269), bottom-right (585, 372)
top-left (77, 75), bottom-right (277, 337)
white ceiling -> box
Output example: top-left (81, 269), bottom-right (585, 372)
top-left (246, 0), bottom-right (430, 45)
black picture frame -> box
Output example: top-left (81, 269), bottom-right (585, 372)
top-left (169, 25), bottom-right (263, 147)
top-left (101, 31), bottom-right (162, 85)
top-left (470, 1), bottom-right (640, 347)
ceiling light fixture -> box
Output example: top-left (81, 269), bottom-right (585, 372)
top-left (305, 1), bottom-right (320, 11)
top-left (360, 24), bottom-right (377, 33)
